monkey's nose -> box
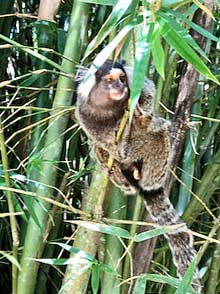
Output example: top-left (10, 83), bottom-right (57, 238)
top-left (112, 79), bottom-right (124, 91)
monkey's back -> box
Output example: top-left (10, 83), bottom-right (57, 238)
top-left (117, 114), bottom-right (171, 191)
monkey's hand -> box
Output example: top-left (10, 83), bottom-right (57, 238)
top-left (95, 145), bottom-right (137, 194)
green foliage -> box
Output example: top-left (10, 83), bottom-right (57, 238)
top-left (0, 1), bottom-right (220, 294)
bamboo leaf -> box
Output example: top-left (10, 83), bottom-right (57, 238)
top-left (84, 17), bottom-right (142, 75)
top-left (0, 34), bottom-right (65, 73)
top-left (134, 224), bottom-right (186, 242)
top-left (157, 11), bottom-right (210, 62)
top-left (50, 242), bottom-right (96, 262)
top-left (129, 22), bottom-right (154, 122)
top-left (133, 275), bottom-right (147, 294)
top-left (83, 0), bottom-right (133, 59)
top-left (140, 274), bottom-right (180, 288)
top-left (20, 193), bottom-right (42, 229)
top-left (138, 274), bottom-right (196, 293)
top-left (158, 18), bottom-right (219, 84)
top-left (161, 8), bottom-right (220, 43)
top-left (30, 258), bottom-right (69, 266)
top-left (161, 0), bottom-right (192, 7)
top-left (0, 251), bottom-right (21, 270)
top-left (29, 257), bottom-right (92, 268)
top-left (192, 0), bottom-right (214, 19)
top-left (151, 25), bottom-right (165, 79)
top-left (176, 258), bottom-right (198, 294)
top-left (80, 0), bottom-right (117, 5)
top-left (99, 263), bottom-right (116, 274)
top-left (68, 221), bottom-right (132, 239)
top-left (91, 264), bottom-right (99, 294)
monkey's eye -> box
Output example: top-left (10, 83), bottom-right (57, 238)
top-left (119, 75), bottom-right (126, 82)
top-left (107, 77), bottom-right (113, 83)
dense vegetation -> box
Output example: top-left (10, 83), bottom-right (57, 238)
top-left (0, 0), bottom-right (220, 293)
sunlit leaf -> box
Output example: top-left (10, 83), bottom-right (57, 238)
top-left (133, 275), bottom-right (147, 294)
top-left (129, 22), bottom-right (154, 122)
top-left (12, 193), bottom-right (28, 222)
top-left (50, 242), bottom-right (96, 262)
top-left (84, 17), bottom-right (142, 76)
top-left (161, 8), bottom-right (219, 43)
top-left (158, 18), bottom-right (219, 84)
top-left (83, 0), bottom-right (133, 59)
top-left (134, 224), bottom-right (186, 242)
top-left (192, 0), bottom-right (214, 19)
top-left (151, 25), bottom-right (165, 79)
top-left (0, 251), bottom-right (21, 270)
top-left (30, 257), bottom-right (69, 266)
top-left (29, 255), bottom-right (92, 272)
top-left (68, 221), bottom-right (131, 239)
top-left (157, 11), bottom-right (210, 62)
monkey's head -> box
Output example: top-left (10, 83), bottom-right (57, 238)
top-left (77, 60), bottom-right (130, 110)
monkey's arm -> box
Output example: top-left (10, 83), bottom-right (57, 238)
top-left (95, 146), bottom-right (138, 195)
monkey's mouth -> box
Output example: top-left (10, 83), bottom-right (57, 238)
top-left (110, 87), bottom-right (128, 101)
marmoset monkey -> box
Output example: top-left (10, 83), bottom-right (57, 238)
top-left (76, 60), bottom-right (201, 292)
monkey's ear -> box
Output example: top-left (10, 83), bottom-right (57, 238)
top-left (75, 66), bottom-right (89, 82)
top-left (123, 66), bottom-right (133, 87)
top-left (76, 68), bottom-right (96, 100)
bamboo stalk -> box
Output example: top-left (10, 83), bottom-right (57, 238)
top-left (60, 169), bottom-right (108, 294)
top-left (101, 185), bottom-right (127, 294)
top-left (122, 194), bottom-right (143, 294)
top-left (0, 120), bottom-right (19, 294)
top-left (17, 0), bottom-right (90, 293)
top-left (205, 227), bottom-right (220, 294)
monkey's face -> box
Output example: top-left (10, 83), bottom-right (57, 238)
top-left (77, 61), bottom-right (130, 110)
top-left (100, 68), bottom-right (129, 101)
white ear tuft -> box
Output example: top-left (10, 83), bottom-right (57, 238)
top-left (77, 74), bottom-right (96, 99)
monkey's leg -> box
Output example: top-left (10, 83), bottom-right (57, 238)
top-left (95, 146), bottom-right (137, 195)
top-left (143, 191), bottom-right (201, 293)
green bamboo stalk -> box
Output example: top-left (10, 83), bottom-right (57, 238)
top-left (35, 171), bottom-right (71, 294)
top-left (205, 226), bottom-right (220, 294)
top-left (19, 20), bottom-right (57, 248)
top-left (60, 168), bottom-right (108, 294)
top-left (17, 1), bottom-right (90, 293)
top-left (122, 194), bottom-right (143, 294)
top-left (0, 120), bottom-right (19, 294)
top-left (101, 185), bottom-right (127, 294)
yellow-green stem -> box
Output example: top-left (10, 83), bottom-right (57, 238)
top-left (122, 194), bottom-right (143, 294)
top-left (0, 120), bottom-right (19, 294)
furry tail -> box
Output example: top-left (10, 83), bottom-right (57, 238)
top-left (142, 190), bottom-right (201, 293)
